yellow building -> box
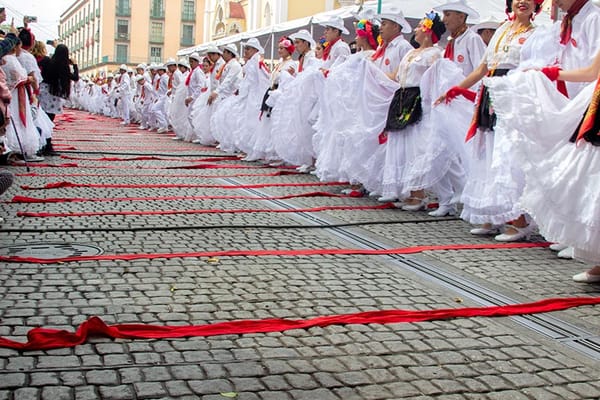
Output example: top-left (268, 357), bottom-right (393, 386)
top-left (59, 0), bottom-right (207, 76)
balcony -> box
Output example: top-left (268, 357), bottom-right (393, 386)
top-left (116, 7), bottom-right (131, 16)
top-left (181, 11), bottom-right (195, 22)
top-left (150, 9), bottom-right (165, 19)
top-left (115, 32), bottom-right (130, 41)
top-left (180, 37), bottom-right (194, 46)
top-left (149, 35), bottom-right (164, 44)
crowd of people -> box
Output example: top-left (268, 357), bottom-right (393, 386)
top-left (1, 0), bottom-right (600, 284)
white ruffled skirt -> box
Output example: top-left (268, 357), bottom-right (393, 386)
top-left (487, 71), bottom-right (600, 263)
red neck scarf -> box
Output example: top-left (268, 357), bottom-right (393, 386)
top-left (372, 33), bottom-right (401, 61)
top-left (185, 66), bottom-right (198, 86)
top-left (444, 25), bottom-right (467, 61)
top-left (168, 73), bottom-right (173, 90)
top-left (298, 54), bottom-right (305, 73)
top-left (154, 75), bottom-right (160, 90)
top-left (560, 0), bottom-right (589, 45)
top-left (322, 37), bottom-right (341, 61)
top-left (215, 60), bottom-right (229, 81)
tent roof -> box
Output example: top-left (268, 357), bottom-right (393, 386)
top-left (177, 0), bottom-right (553, 57)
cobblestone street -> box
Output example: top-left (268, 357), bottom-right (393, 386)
top-left (0, 110), bottom-right (599, 399)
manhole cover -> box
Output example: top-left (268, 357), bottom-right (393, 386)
top-left (0, 242), bottom-right (104, 259)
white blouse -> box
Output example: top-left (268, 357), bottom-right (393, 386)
top-left (483, 21), bottom-right (535, 71)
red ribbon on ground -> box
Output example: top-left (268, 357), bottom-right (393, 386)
top-left (9, 191), bottom-right (343, 204)
top-left (17, 203), bottom-right (395, 218)
top-left (21, 181), bottom-right (348, 190)
top-left (0, 296), bottom-right (597, 351)
top-left (0, 242), bottom-right (550, 264)
top-left (59, 155), bottom-right (240, 162)
top-left (15, 170), bottom-right (301, 178)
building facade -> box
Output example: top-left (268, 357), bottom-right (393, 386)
top-left (59, 0), bottom-right (207, 76)
top-left (202, 0), bottom-right (356, 43)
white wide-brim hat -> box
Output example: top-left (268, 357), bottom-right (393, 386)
top-left (178, 58), bottom-right (190, 68)
top-left (205, 45), bottom-right (223, 55)
top-left (433, 0), bottom-right (480, 20)
top-left (289, 29), bottom-right (316, 49)
top-left (350, 8), bottom-right (378, 22)
top-left (188, 52), bottom-right (202, 62)
top-left (165, 58), bottom-right (177, 66)
top-left (243, 37), bottom-right (264, 54)
top-left (221, 43), bottom-right (239, 57)
top-left (135, 74), bottom-right (145, 82)
top-left (471, 15), bottom-right (503, 32)
top-left (136, 63), bottom-right (147, 70)
top-left (375, 7), bottom-right (412, 34)
top-left (119, 63), bottom-right (128, 71)
top-left (318, 16), bottom-right (349, 35)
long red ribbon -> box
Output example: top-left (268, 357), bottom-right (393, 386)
top-left (0, 296), bottom-right (597, 350)
top-left (15, 170), bottom-right (301, 178)
top-left (21, 181), bottom-right (348, 190)
top-left (59, 155), bottom-right (240, 162)
top-left (17, 203), bottom-right (395, 218)
top-left (11, 163), bottom-right (274, 170)
top-left (0, 242), bottom-right (550, 264)
top-left (9, 191), bottom-right (343, 204)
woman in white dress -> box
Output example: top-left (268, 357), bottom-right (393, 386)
top-left (436, 0), bottom-right (543, 240)
top-left (247, 37), bottom-right (298, 162)
top-left (2, 34), bottom-right (43, 161)
top-left (487, 50), bottom-right (600, 283)
top-left (373, 12), bottom-right (447, 209)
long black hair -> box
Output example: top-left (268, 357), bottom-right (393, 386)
top-left (43, 44), bottom-right (78, 99)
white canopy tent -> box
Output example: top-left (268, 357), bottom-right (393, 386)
top-left (177, 0), bottom-right (553, 61)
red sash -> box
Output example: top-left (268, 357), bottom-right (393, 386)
top-left (16, 81), bottom-right (28, 127)
top-left (575, 77), bottom-right (600, 142)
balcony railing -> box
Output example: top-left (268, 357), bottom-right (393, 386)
top-left (150, 9), bottom-right (165, 19)
top-left (116, 7), bottom-right (131, 16)
top-left (149, 35), bottom-right (164, 44)
top-left (181, 11), bottom-right (195, 21)
top-left (115, 32), bottom-right (130, 41)
top-left (180, 37), bottom-right (194, 46)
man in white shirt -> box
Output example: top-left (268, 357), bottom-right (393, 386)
top-left (116, 64), bottom-right (132, 125)
top-left (434, 0), bottom-right (486, 76)
top-left (318, 16), bottom-right (351, 70)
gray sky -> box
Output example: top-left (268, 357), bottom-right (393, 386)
top-left (2, 0), bottom-right (73, 41)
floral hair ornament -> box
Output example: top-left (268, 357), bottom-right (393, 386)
top-left (355, 19), bottom-right (378, 49)
top-left (420, 11), bottom-right (445, 44)
top-left (278, 36), bottom-right (295, 55)
top-left (319, 36), bottom-right (329, 48)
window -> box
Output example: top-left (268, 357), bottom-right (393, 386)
top-left (150, 21), bottom-right (163, 43)
top-left (150, 46), bottom-right (162, 63)
top-left (116, 0), bottom-right (130, 16)
top-left (151, 0), bottom-right (165, 18)
top-left (116, 44), bottom-right (128, 63)
top-left (116, 19), bottom-right (129, 40)
top-left (181, 24), bottom-right (194, 46)
top-left (182, 0), bottom-right (195, 21)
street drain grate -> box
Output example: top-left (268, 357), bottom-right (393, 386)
top-left (0, 242), bottom-right (104, 260)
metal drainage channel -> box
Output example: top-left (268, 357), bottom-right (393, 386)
top-left (221, 177), bottom-right (600, 361)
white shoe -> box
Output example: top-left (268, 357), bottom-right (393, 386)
top-left (269, 160), bottom-right (285, 167)
top-left (192, 139), bottom-right (203, 144)
top-left (549, 243), bottom-right (568, 252)
top-left (296, 164), bottom-right (313, 173)
top-left (557, 247), bottom-right (574, 259)
top-left (157, 127), bottom-right (168, 134)
top-left (377, 195), bottom-right (398, 203)
top-left (138, 125), bottom-right (147, 130)
top-left (120, 121), bottom-right (129, 125)
top-left (428, 205), bottom-right (457, 217)
top-left (470, 225), bottom-right (501, 236)
top-left (572, 271), bottom-right (600, 283)
top-left (401, 197), bottom-right (429, 211)
top-left (369, 192), bottom-right (381, 198)
top-left (494, 225), bottom-right (535, 242)
top-left (171, 137), bottom-right (183, 141)
top-left (25, 155), bottom-right (45, 162)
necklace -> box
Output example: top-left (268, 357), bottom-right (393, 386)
top-left (496, 22), bottom-right (532, 53)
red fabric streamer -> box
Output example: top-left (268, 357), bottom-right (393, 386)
top-left (0, 242), bottom-right (550, 264)
top-left (17, 203), bottom-right (396, 218)
top-left (1, 296), bottom-right (597, 350)
top-left (10, 191), bottom-right (343, 204)
top-left (59, 155), bottom-right (240, 162)
top-left (20, 181), bottom-right (348, 190)
top-left (541, 66), bottom-right (561, 81)
top-left (445, 86), bottom-right (477, 103)
top-left (15, 170), bottom-right (302, 179)
top-left (575, 77), bottom-right (600, 142)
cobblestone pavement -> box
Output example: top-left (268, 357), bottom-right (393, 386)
top-left (0, 110), bottom-right (599, 399)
